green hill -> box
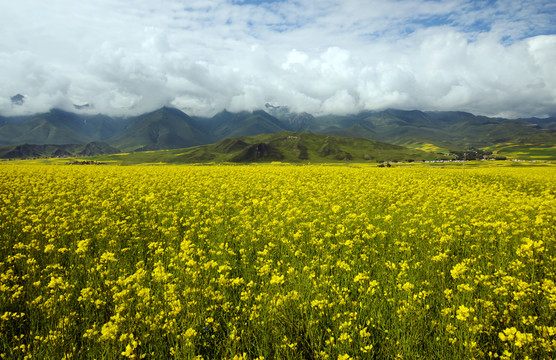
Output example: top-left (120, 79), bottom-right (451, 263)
top-left (90, 132), bottom-right (435, 165)
top-left (0, 142), bottom-right (120, 159)
top-left (107, 107), bottom-right (214, 152)
top-left (324, 109), bottom-right (556, 151)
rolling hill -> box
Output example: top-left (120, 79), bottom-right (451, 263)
top-left (0, 142), bottom-right (121, 159)
top-left (316, 109), bottom-right (556, 150)
top-left (91, 131), bottom-right (435, 165)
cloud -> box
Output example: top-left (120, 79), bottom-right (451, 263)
top-left (0, 0), bottom-right (555, 117)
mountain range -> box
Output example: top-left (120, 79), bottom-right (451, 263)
top-left (0, 106), bottom-right (554, 160)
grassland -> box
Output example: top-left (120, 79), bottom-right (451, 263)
top-left (0, 163), bottom-right (555, 359)
top-left (493, 143), bottom-right (556, 161)
top-left (79, 132), bottom-right (437, 165)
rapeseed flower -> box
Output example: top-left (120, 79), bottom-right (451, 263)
top-left (0, 163), bottom-right (554, 359)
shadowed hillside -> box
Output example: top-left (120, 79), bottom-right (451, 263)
top-left (0, 142), bottom-right (120, 159)
top-left (106, 107), bottom-right (214, 152)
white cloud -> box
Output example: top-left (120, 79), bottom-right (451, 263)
top-left (0, 0), bottom-right (555, 117)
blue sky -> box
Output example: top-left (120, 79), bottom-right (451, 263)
top-left (0, 0), bottom-right (555, 117)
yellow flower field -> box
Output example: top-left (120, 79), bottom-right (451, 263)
top-left (0, 163), bottom-right (555, 359)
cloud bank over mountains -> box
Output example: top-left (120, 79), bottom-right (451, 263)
top-left (1, 0), bottom-right (555, 118)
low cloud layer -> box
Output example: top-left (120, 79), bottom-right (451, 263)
top-left (1, 0), bottom-right (555, 118)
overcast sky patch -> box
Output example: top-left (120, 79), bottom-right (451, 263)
top-left (0, 0), bottom-right (555, 117)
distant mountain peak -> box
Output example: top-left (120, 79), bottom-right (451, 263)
top-left (252, 109), bottom-right (273, 116)
top-left (264, 103), bottom-right (290, 117)
top-left (11, 94), bottom-right (25, 106)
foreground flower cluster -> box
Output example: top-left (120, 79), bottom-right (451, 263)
top-left (0, 163), bottom-right (555, 359)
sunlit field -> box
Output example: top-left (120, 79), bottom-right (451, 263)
top-left (1, 163), bottom-right (555, 359)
